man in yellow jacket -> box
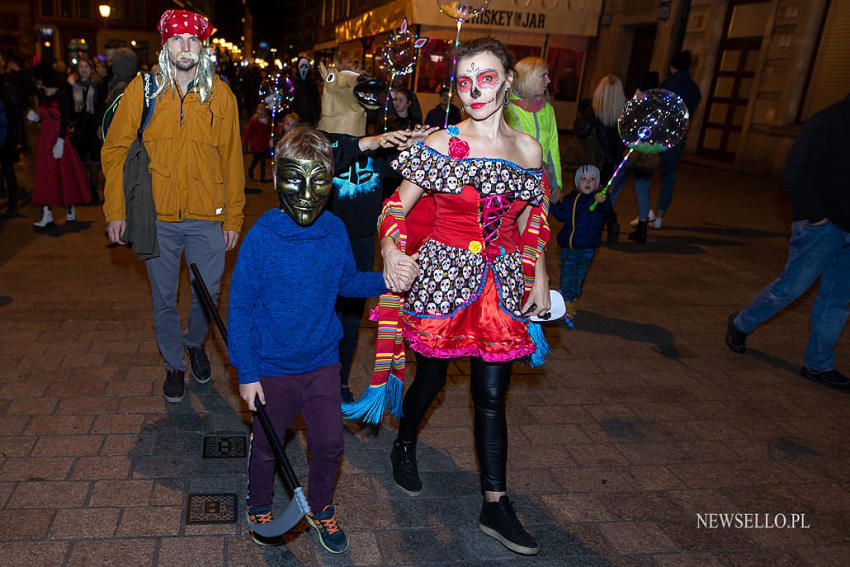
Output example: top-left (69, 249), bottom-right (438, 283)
top-left (102, 9), bottom-right (245, 402)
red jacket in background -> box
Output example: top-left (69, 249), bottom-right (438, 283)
top-left (242, 115), bottom-right (271, 153)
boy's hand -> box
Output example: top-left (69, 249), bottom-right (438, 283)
top-left (403, 125), bottom-right (439, 149)
top-left (594, 192), bottom-right (607, 203)
top-left (550, 186), bottom-right (562, 203)
top-left (383, 247), bottom-right (419, 293)
top-left (240, 382), bottom-right (265, 411)
top-left (393, 253), bottom-right (419, 291)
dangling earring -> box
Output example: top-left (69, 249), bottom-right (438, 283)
top-left (460, 104), bottom-right (465, 113)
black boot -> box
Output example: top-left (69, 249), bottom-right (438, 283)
top-left (390, 439), bottom-right (422, 495)
top-left (628, 220), bottom-right (647, 244)
top-left (479, 495), bottom-right (539, 555)
top-left (605, 210), bottom-right (619, 244)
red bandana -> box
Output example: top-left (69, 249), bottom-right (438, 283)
top-left (158, 10), bottom-right (212, 44)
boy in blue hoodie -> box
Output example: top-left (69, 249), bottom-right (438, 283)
top-left (550, 164), bottom-right (609, 323)
top-left (228, 126), bottom-right (417, 552)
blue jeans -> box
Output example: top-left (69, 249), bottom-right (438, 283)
top-left (657, 140), bottom-right (685, 214)
top-left (608, 161), bottom-right (652, 220)
top-left (735, 220), bottom-right (850, 371)
top-left (559, 248), bottom-right (596, 301)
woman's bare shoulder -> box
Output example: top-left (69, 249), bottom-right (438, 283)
top-left (508, 128), bottom-right (543, 169)
top-left (423, 129), bottom-right (450, 154)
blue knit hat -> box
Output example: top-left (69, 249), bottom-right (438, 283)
top-left (574, 164), bottom-right (600, 188)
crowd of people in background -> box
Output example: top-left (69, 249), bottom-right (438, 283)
top-left (5, 6), bottom-right (850, 560)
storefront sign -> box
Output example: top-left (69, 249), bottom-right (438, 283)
top-left (335, 0), bottom-right (602, 42)
top-left (413, 0), bottom-right (602, 35)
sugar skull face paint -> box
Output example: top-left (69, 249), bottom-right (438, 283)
top-left (275, 158), bottom-right (332, 226)
top-left (455, 52), bottom-right (512, 116)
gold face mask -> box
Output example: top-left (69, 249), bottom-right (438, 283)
top-left (275, 158), bottom-right (333, 226)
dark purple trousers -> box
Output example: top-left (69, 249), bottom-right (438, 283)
top-left (246, 363), bottom-right (343, 512)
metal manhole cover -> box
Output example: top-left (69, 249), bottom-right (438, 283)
top-left (186, 493), bottom-right (237, 524)
top-left (203, 436), bottom-right (247, 458)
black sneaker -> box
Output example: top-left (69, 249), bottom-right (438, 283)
top-left (479, 495), bottom-right (539, 555)
top-left (186, 346), bottom-right (211, 383)
top-left (726, 312), bottom-right (747, 354)
top-left (340, 384), bottom-right (354, 404)
top-left (162, 369), bottom-right (185, 402)
top-left (801, 367), bottom-right (850, 388)
top-left (307, 505), bottom-right (349, 554)
top-left (247, 506), bottom-right (284, 546)
top-left (390, 439), bottom-right (422, 495)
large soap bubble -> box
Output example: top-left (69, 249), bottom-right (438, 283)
top-left (618, 88), bottom-right (690, 153)
top-left (437, 0), bottom-right (491, 22)
top-left (259, 74), bottom-right (295, 114)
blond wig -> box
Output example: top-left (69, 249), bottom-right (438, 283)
top-left (591, 75), bottom-right (626, 128)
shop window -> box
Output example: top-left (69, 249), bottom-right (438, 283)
top-left (719, 50), bottom-right (740, 72)
top-left (80, 0), bottom-right (91, 19)
top-left (67, 38), bottom-right (90, 67)
top-left (129, 0), bottom-right (145, 23)
top-left (546, 47), bottom-right (583, 102)
top-left (416, 39), bottom-right (452, 94)
top-left (727, 2), bottom-right (771, 38)
top-left (41, 0), bottom-right (54, 17)
top-left (60, 0), bottom-right (72, 18)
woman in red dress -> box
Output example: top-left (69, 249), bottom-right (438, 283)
top-left (377, 38), bottom-right (551, 555)
top-left (31, 66), bottom-right (90, 229)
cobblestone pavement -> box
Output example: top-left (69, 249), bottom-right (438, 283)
top-left (1, 147), bottom-right (849, 566)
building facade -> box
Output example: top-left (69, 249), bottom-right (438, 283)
top-left (0, 0), bottom-right (215, 67)
top-left (296, 0), bottom-right (848, 175)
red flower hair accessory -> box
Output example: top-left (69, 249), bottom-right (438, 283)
top-left (158, 10), bottom-right (213, 44)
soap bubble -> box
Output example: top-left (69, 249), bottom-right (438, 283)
top-left (618, 88), bottom-right (690, 153)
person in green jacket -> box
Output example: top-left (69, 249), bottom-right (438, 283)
top-left (505, 56), bottom-right (562, 201)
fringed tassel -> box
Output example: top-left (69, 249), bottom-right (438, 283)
top-left (528, 322), bottom-right (550, 368)
top-left (341, 374), bottom-right (405, 425)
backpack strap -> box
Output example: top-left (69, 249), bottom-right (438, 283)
top-left (137, 73), bottom-right (157, 139)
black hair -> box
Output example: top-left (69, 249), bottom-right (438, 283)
top-left (638, 71), bottom-right (659, 91)
top-left (670, 50), bottom-right (692, 71)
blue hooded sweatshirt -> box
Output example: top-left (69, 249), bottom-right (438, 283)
top-left (228, 208), bottom-right (386, 383)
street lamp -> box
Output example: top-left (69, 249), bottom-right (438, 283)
top-left (98, 4), bottom-right (111, 18)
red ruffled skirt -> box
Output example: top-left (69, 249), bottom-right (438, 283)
top-left (401, 265), bottom-right (535, 362)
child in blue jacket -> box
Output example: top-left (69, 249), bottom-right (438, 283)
top-left (228, 126), bottom-right (417, 552)
top-left (550, 164), bottom-right (610, 322)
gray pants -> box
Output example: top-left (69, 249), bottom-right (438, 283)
top-left (146, 219), bottom-right (225, 371)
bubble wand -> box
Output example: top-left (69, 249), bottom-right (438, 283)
top-left (590, 89), bottom-right (690, 211)
top-left (437, 0), bottom-right (492, 128)
top-left (589, 128), bottom-right (648, 212)
top-left (380, 18), bottom-right (428, 132)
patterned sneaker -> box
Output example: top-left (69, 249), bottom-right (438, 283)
top-left (307, 505), bottom-right (349, 554)
top-left (247, 506), bottom-right (284, 546)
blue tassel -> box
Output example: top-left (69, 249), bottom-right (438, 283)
top-left (341, 374), bottom-right (405, 424)
top-left (387, 375), bottom-right (404, 418)
top-left (341, 384), bottom-right (386, 424)
top-left (528, 322), bottom-right (550, 367)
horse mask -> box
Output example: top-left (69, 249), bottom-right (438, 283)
top-left (317, 63), bottom-right (385, 136)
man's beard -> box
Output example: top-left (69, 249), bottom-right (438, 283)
top-left (171, 51), bottom-right (200, 72)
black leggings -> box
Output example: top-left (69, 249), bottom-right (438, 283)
top-left (398, 353), bottom-right (512, 492)
top-left (248, 152), bottom-right (266, 179)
